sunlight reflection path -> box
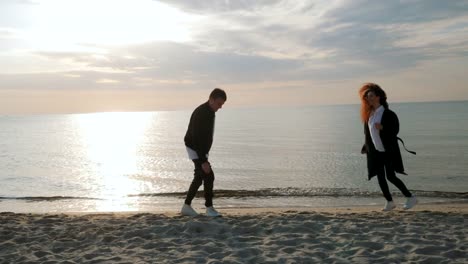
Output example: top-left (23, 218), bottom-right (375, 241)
top-left (74, 112), bottom-right (153, 211)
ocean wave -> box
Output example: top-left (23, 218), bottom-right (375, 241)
top-left (133, 188), bottom-right (468, 199)
top-left (0, 196), bottom-right (102, 202)
top-left (2, 187), bottom-right (466, 202)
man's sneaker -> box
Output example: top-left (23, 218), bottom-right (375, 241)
top-left (382, 201), bottom-right (396, 211)
top-left (181, 204), bottom-right (198, 216)
top-left (403, 196), bottom-right (418, 210)
top-left (206, 206), bottom-right (222, 217)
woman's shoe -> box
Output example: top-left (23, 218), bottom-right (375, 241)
top-left (403, 196), bottom-right (418, 210)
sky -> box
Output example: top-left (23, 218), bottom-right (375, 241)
top-left (0, 0), bottom-right (467, 114)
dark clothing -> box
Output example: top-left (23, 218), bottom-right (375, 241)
top-left (184, 102), bottom-right (216, 207)
top-left (375, 152), bottom-right (412, 201)
top-left (362, 108), bottom-right (414, 201)
top-left (184, 102), bottom-right (215, 163)
top-left (184, 160), bottom-right (214, 207)
top-left (363, 109), bottom-right (406, 180)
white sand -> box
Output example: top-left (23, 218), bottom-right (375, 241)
top-left (0, 203), bottom-right (467, 263)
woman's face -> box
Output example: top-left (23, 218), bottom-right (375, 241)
top-left (365, 91), bottom-right (380, 107)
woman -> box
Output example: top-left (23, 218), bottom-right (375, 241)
top-left (359, 83), bottom-right (417, 211)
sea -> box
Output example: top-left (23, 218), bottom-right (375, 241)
top-left (1, 101), bottom-right (467, 213)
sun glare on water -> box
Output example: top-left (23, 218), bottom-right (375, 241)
top-left (74, 112), bottom-right (153, 211)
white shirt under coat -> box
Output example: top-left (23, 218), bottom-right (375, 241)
top-left (186, 147), bottom-right (209, 160)
top-left (368, 105), bottom-right (385, 152)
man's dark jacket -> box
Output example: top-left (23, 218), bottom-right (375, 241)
top-left (362, 108), bottom-right (406, 180)
top-left (184, 102), bottom-right (215, 163)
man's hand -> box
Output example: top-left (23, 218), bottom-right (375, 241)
top-left (202, 162), bottom-right (212, 174)
top-left (375, 123), bottom-right (383, 130)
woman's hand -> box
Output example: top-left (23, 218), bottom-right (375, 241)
top-left (361, 144), bottom-right (367, 154)
top-left (375, 123), bottom-right (383, 130)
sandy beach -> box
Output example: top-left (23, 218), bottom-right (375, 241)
top-left (1, 203), bottom-right (466, 264)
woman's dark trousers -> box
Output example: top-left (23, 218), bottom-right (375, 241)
top-left (376, 152), bottom-right (412, 201)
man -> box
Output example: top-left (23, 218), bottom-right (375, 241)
top-left (181, 88), bottom-right (227, 217)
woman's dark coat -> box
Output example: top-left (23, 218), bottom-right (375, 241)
top-left (362, 109), bottom-right (406, 180)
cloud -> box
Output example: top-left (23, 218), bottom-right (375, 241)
top-left (155, 0), bottom-right (285, 14)
top-left (0, 28), bottom-right (17, 39)
top-left (1, 0), bottom-right (468, 112)
top-left (121, 42), bottom-right (302, 82)
top-left (318, 0), bottom-right (468, 59)
top-left (96, 78), bottom-right (120, 84)
top-left (327, 0), bottom-right (468, 24)
top-left (155, 0), bottom-right (468, 79)
top-left (11, 0), bottom-right (39, 5)
top-left (6, 0), bottom-right (468, 81)
top-left (2, 41), bottom-right (302, 90)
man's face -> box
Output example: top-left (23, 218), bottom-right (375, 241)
top-left (209, 98), bottom-right (225, 112)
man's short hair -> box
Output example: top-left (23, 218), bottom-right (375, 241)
top-left (209, 88), bottom-right (227, 101)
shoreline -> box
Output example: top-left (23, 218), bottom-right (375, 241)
top-left (1, 202), bottom-right (467, 263)
top-left (48, 200), bottom-right (467, 217)
top-left (1, 193), bottom-right (466, 214)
